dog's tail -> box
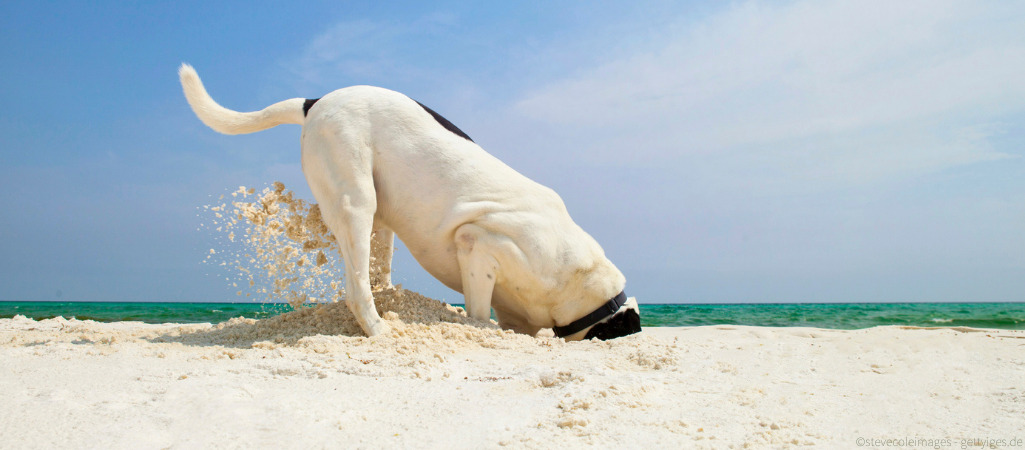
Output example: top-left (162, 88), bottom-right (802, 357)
top-left (178, 63), bottom-right (305, 135)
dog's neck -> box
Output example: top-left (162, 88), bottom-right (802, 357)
top-left (554, 294), bottom-right (641, 341)
top-left (550, 258), bottom-right (627, 337)
top-left (552, 291), bottom-right (627, 338)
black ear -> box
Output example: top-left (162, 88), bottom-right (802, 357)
top-left (583, 308), bottom-right (641, 340)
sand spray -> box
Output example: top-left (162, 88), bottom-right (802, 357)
top-left (200, 182), bottom-right (345, 308)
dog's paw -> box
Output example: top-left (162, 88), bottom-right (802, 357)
top-left (366, 319), bottom-right (392, 337)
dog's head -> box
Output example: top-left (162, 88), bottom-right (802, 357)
top-left (582, 297), bottom-right (642, 340)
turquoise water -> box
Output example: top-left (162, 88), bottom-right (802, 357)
top-left (0, 301), bottom-right (292, 325)
top-left (2, 301), bottom-right (1023, 330)
top-left (638, 302), bottom-right (1025, 329)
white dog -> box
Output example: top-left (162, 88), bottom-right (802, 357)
top-left (179, 64), bottom-right (641, 340)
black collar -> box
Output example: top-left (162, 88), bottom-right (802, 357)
top-left (552, 291), bottom-right (628, 338)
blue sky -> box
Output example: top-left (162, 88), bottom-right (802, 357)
top-left (2, 0), bottom-right (1023, 303)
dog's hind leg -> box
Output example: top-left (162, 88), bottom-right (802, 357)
top-left (318, 193), bottom-right (390, 337)
top-left (370, 224), bottom-right (394, 290)
top-left (455, 224), bottom-right (499, 321)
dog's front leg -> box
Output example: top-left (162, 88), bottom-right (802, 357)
top-left (455, 224), bottom-right (498, 321)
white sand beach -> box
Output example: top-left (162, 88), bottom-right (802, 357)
top-left (2, 289), bottom-right (1023, 449)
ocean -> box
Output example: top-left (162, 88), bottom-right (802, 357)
top-left (2, 301), bottom-right (1023, 330)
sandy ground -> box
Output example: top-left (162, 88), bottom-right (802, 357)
top-left (2, 294), bottom-right (1024, 449)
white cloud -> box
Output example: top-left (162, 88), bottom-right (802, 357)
top-left (281, 19), bottom-right (402, 91)
top-left (511, 0), bottom-right (1025, 185)
top-left (279, 13), bottom-right (462, 94)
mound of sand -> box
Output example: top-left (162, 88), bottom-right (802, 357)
top-left (156, 287), bottom-right (506, 348)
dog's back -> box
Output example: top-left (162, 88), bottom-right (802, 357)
top-left (301, 86), bottom-right (600, 296)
